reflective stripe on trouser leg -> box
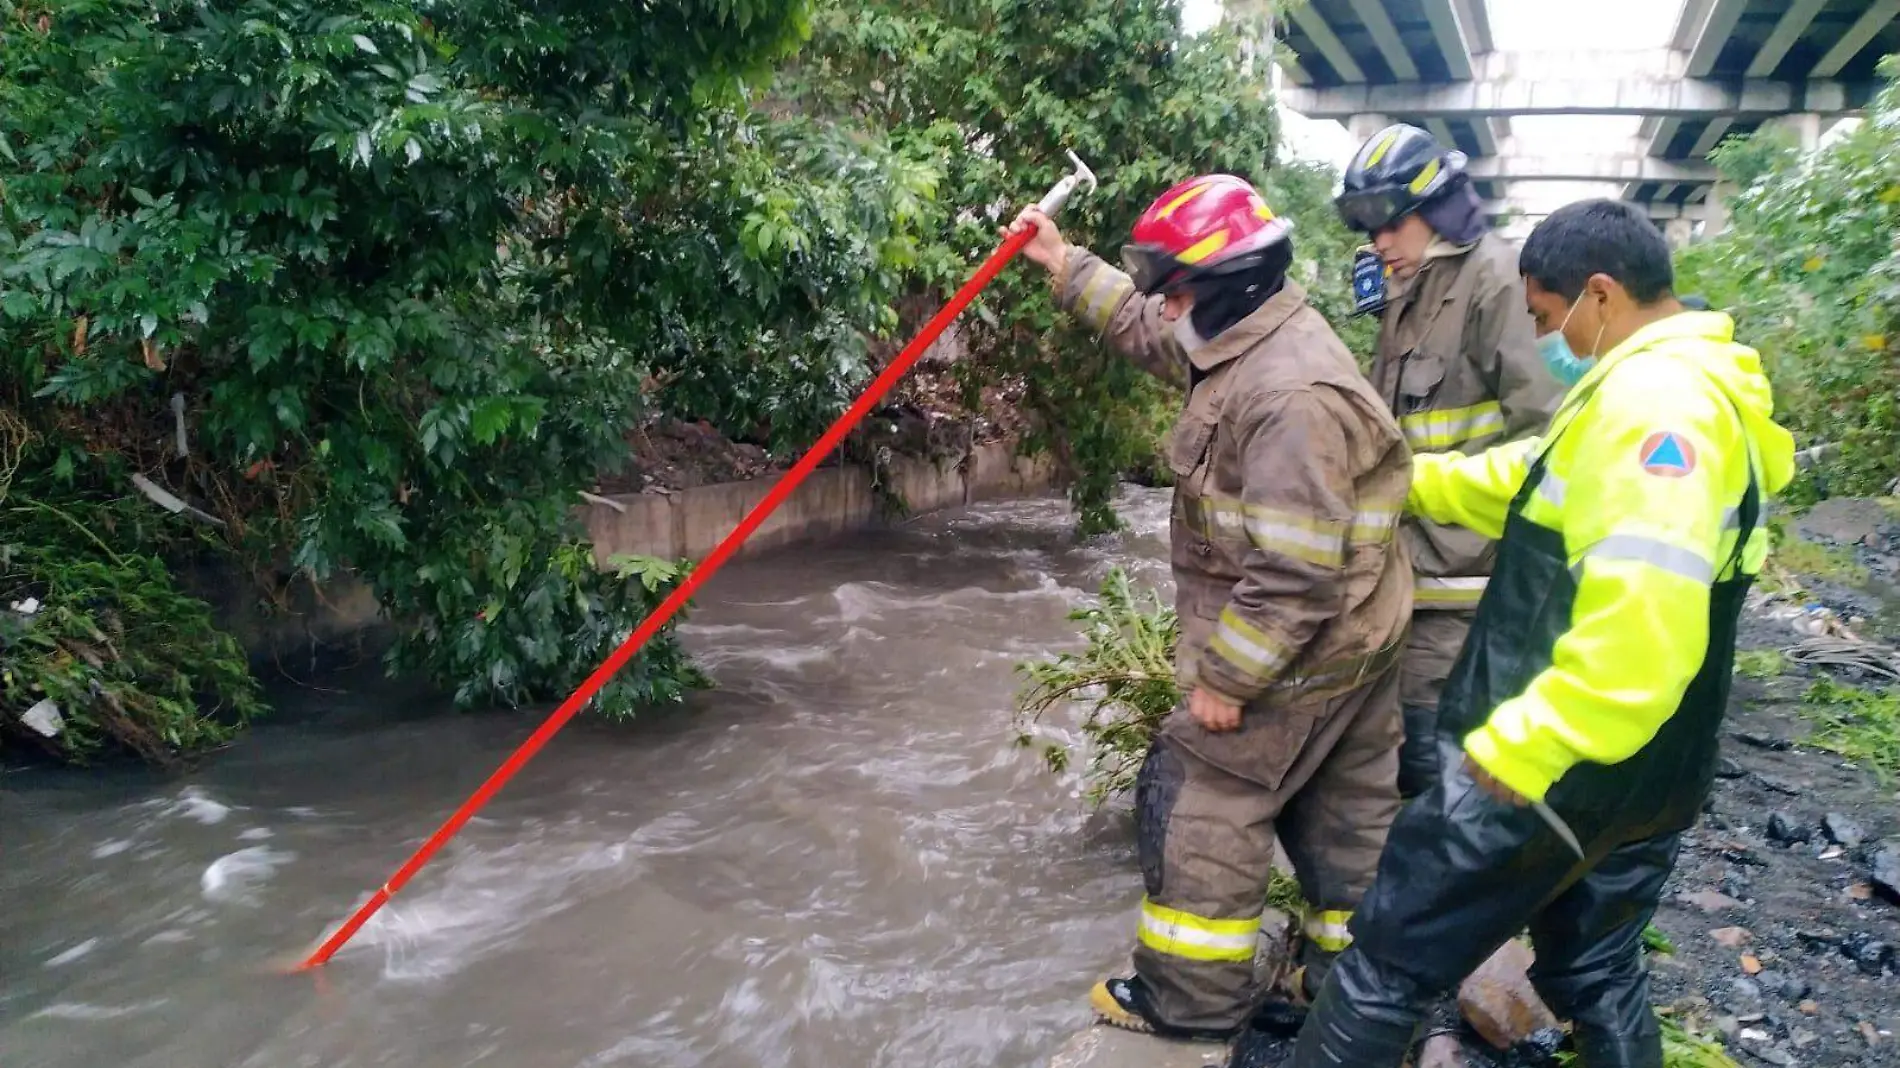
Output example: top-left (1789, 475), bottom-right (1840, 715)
top-left (1302, 909), bottom-right (1352, 952)
top-left (1138, 898), bottom-right (1261, 963)
top-left (1296, 908), bottom-right (1353, 996)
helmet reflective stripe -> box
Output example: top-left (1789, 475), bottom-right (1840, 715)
top-left (1362, 128), bottom-right (1403, 170)
top-left (1156, 182), bottom-right (1213, 219)
top-left (1175, 229), bottom-right (1232, 265)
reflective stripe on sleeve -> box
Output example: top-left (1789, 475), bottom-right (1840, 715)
top-left (1075, 269), bottom-right (1135, 335)
top-left (1414, 576), bottom-right (1487, 608)
top-left (1574, 534), bottom-right (1716, 585)
top-left (1348, 507), bottom-right (1401, 544)
top-left (1208, 608), bottom-right (1292, 682)
top-left (1400, 401), bottom-right (1505, 451)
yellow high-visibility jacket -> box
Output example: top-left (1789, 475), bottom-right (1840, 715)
top-left (1408, 311), bottom-right (1797, 802)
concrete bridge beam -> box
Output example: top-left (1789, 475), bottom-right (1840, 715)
top-left (1284, 67), bottom-right (1869, 121)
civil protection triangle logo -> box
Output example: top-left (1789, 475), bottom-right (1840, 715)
top-left (1638, 431), bottom-right (1696, 477)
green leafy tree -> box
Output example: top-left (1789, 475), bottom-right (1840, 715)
top-left (0, 0), bottom-right (933, 758)
top-left (1676, 56), bottom-right (1900, 502)
top-left (1, 0), bottom-right (1365, 764)
top-left (787, 0), bottom-right (1369, 534)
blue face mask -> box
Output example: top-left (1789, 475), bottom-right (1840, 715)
top-left (1538, 332), bottom-right (1593, 386)
top-left (1537, 293), bottom-right (1605, 386)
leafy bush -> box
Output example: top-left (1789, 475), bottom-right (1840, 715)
top-left (1675, 55), bottom-right (1900, 502)
top-left (0, 0), bottom-right (918, 757)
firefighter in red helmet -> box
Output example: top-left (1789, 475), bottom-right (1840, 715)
top-left (1007, 176), bottom-right (1415, 1041)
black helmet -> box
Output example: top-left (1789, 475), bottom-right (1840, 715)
top-left (1334, 123), bottom-right (1469, 234)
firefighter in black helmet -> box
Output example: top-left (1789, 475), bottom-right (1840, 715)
top-left (1334, 123), bottom-right (1563, 806)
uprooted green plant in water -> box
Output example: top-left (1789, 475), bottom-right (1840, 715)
top-left (1012, 567), bottom-right (1180, 805)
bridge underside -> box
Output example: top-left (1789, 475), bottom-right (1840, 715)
top-left (1267, 0), bottom-right (1900, 230)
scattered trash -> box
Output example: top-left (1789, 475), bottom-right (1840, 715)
top-left (21, 698), bottom-right (63, 738)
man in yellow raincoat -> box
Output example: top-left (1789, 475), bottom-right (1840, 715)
top-left (1275, 199), bottom-right (1797, 1068)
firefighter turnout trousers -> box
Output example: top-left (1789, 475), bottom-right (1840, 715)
top-left (1132, 657), bottom-right (1403, 1032)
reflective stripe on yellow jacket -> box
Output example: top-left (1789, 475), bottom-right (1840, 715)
top-left (1406, 312), bottom-right (1797, 802)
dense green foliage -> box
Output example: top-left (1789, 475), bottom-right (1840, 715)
top-left (791, 0), bottom-right (1371, 533)
top-left (2, 0), bottom-right (1363, 764)
top-left (1, 0), bottom-right (855, 757)
top-left (1676, 56), bottom-right (1900, 503)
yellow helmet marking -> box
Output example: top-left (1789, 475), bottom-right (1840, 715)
top-left (1175, 228), bottom-right (1232, 265)
top-left (1156, 183), bottom-right (1213, 219)
top-left (1364, 130), bottom-right (1401, 168)
top-left (1408, 158), bottom-right (1441, 195)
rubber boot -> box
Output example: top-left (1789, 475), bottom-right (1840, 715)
top-left (1285, 958), bottom-right (1423, 1068)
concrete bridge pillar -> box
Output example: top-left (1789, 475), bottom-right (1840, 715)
top-left (1762, 113), bottom-right (1823, 153)
top-left (1664, 217), bottom-right (1696, 250)
top-left (1347, 113), bottom-right (1398, 141)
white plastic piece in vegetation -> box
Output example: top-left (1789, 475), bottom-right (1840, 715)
top-left (22, 698), bottom-right (64, 737)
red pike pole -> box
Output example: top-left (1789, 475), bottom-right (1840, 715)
top-left (294, 151), bottom-right (1099, 970)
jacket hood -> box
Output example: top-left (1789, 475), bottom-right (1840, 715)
top-left (1596, 311), bottom-right (1797, 497)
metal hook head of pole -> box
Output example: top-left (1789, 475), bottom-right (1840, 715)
top-left (1034, 150), bottom-right (1098, 218)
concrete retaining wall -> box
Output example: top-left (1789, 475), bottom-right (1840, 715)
top-left (217, 440), bottom-right (1057, 660)
top-left (580, 440), bottom-right (1056, 565)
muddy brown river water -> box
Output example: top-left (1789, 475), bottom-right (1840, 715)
top-left (1, 488), bottom-right (1178, 1068)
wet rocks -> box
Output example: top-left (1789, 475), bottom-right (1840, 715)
top-left (1840, 932), bottom-right (1894, 976)
top-left (1721, 977), bottom-right (1764, 1010)
top-left (1732, 730), bottom-right (1792, 751)
top-left (1767, 812), bottom-right (1812, 845)
top-left (1755, 969), bottom-right (1812, 1002)
top-left (1499, 1028), bottom-right (1565, 1067)
top-left (1823, 813), bottom-right (1867, 850)
top-left (1796, 929), bottom-right (1840, 954)
top-left (1740, 1042), bottom-right (1796, 1066)
top-left (1457, 940), bottom-right (1559, 1050)
top-left (1680, 889), bottom-right (1746, 912)
top-left (1753, 774), bottom-right (1802, 797)
top-left (1716, 756), bottom-right (1747, 779)
top-left (1412, 1033), bottom-right (1467, 1068)
top-left (1869, 845), bottom-right (1900, 905)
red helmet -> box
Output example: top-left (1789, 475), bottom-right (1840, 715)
top-left (1121, 174), bottom-right (1294, 294)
